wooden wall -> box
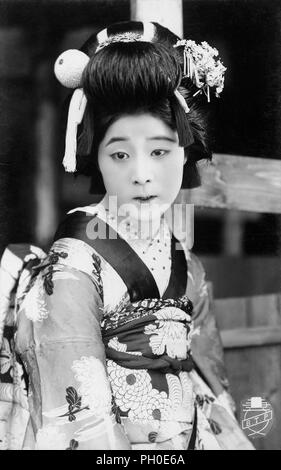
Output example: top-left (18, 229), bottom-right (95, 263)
top-left (214, 293), bottom-right (281, 450)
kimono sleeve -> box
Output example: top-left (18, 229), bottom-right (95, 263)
top-left (186, 253), bottom-right (236, 413)
top-left (15, 239), bottom-right (130, 450)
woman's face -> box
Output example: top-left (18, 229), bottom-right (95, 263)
top-left (98, 113), bottom-right (185, 221)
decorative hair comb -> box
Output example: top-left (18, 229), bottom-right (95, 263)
top-left (174, 39), bottom-right (226, 102)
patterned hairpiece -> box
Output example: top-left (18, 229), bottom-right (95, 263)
top-left (174, 39), bottom-right (226, 102)
top-left (96, 32), bottom-right (145, 52)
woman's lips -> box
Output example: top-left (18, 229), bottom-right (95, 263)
top-left (133, 196), bottom-right (157, 202)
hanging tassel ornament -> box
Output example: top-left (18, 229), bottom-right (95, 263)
top-left (54, 49), bottom-right (90, 171)
top-left (182, 47), bottom-right (199, 87)
top-left (63, 88), bottom-right (87, 172)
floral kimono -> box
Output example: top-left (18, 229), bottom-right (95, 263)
top-left (0, 204), bottom-right (254, 450)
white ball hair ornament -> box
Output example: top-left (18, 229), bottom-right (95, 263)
top-left (54, 49), bottom-right (90, 89)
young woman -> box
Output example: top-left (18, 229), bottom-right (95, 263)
top-left (0, 21), bottom-right (254, 450)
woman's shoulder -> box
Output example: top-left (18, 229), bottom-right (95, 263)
top-left (52, 204), bottom-right (101, 265)
top-left (185, 249), bottom-right (208, 302)
top-left (188, 251), bottom-right (206, 279)
top-left (52, 203), bottom-right (114, 278)
top-left (177, 238), bottom-right (206, 285)
top-left (47, 236), bottom-right (101, 284)
top-left (54, 204), bottom-right (99, 239)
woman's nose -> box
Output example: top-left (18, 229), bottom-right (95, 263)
top-left (131, 158), bottom-right (153, 185)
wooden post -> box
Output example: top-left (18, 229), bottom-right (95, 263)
top-left (130, 0), bottom-right (183, 37)
top-left (34, 62), bottom-right (59, 248)
top-left (222, 210), bottom-right (245, 256)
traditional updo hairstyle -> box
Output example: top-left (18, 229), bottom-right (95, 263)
top-left (66, 21), bottom-right (213, 193)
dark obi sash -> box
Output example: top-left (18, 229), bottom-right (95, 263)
top-left (54, 211), bottom-right (194, 373)
top-left (103, 296), bottom-right (194, 374)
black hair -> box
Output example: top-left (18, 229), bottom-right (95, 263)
top-left (74, 21), bottom-right (212, 193)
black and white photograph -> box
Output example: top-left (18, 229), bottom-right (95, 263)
top-left (0, 0), bottom-right (280, 452)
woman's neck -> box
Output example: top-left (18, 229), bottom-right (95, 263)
top-left (98, 195), bottom-right (164, 241)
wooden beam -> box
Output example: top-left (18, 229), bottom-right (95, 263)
top-left (131, 0), bottom-right (183, 37)
top-left (34, 61), bottom-right (59, 247)
top-left (182, 153), bottom-right (281, 214)
top-left (221, 326), bottom-right (281, 349)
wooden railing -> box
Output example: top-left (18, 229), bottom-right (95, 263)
top-left (181, 153), bottom-right (281, 214)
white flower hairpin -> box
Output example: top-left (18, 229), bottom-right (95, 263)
top-left (174, 39), bottom-right (226, 102)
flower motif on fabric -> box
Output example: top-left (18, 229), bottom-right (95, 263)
top-left (144, 307), bottom-right (192, 359)
top-left (0, 337), bottom-right (13, 376)
top-left (66, 439), bottom-right (79, 450)
top-left (108, 336), bottom-right (127, 353)
top-left (72, 356), bottom-right (112, 416)
top-left (195, 394), bottom-right (215, 407)
top-left (194, 406), bottom-right (220, 450)
top-left (23, 274), bottom-right (49, 322)
top-left (179, 371), bottom-right (194, 415)
top-left (107, 360), bottom-right (171, 421)
top-left (208, 418), bottom-right (222, 435)
top-left (42, 250), bottom-right (68, 295)
top-left (92, 252), bottom-right (103, 299)
top-left (107, 336), bottom-right (141, 357)
top-left (195, 393), bottom-right (216, 419)
top-left (111, 395), bottom-right (122, 424)
top-left (62, 387), bottom-right (84, 422)
top-left (103, 295), bottom-right (193, 332)
top-left (44, 386), bottom-right (89, 423)
top-left (166, 374), bottom-right (182, 411)
top-left (102, 293), bottom-right (131, 331)
top-left (9, 353), bottom-right (28, 402)
top-left (48, 250), bottom-right (68, 265)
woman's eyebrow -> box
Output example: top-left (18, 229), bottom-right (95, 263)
top-left (105, 135), bottom-right (177, 146)
top-left (105, 137), bottom-right (129, 147)
top-left (147, 136), bottom-right (177, 143)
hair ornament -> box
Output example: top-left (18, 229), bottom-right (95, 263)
top-left (54, 49), bottom-right (90, 89)
top-left (63, 88), bottom-right (87, 172)
top-left (54, 50), bottom-right (90, 171)
top-left (174, 89), bottom-right (190, 113)
top-left (96, 28), bottom-right (109, 45)
top-left (174, 39), bottom-right (226, 102)
top-left (96, 22), bottom-right (155, 53)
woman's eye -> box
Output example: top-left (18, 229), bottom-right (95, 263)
top-left (111, 152), bottom-right (129, 161)
top-left (151, 149), bottom-right (168, 158)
